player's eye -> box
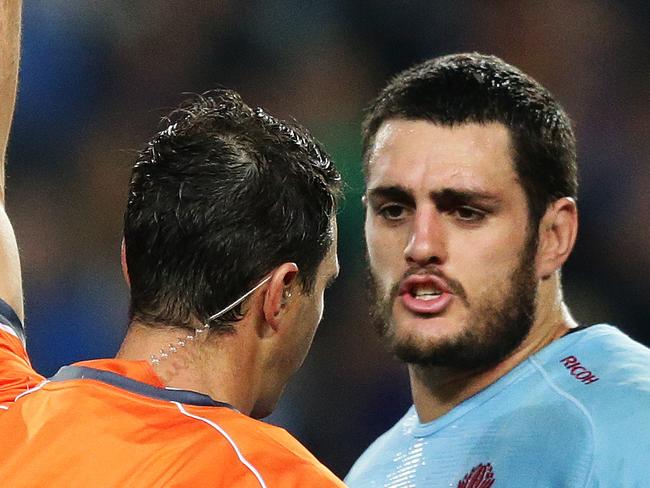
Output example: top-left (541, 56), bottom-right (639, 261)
top-left (378, 204), bottom-right (407, 221)
top-left (453, 206), bottom-right (486, 222)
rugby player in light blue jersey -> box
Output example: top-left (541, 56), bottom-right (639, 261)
top-left (346, 53), bottom-right (650, 487)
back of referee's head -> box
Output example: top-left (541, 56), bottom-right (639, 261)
top-left (123, 89), bottom-right (341, 334)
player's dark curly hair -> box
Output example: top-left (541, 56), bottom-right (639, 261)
top-left (124, 89), bottom-right (341, 333)
top-left (363, 52), bottom-right (577, 226)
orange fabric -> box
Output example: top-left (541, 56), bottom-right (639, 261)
top-left (0, 330), bottom-right (345, 487)
top-left (0, 329), bottom-right (44, 404)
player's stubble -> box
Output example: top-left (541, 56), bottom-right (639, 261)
top-left (367, 231), bottom-right (539, 371)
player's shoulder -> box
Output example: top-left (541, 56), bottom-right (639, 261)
top-left (345, 405), bottom-right (418, 485)
top-left (549, 326), bottom-right (650, 486)
top-left (181, 405), bottom-right (345, 486)
top-left (533, 324), bottom-right (650, 437)
top-left (538, 324), bottom-right (650, 393)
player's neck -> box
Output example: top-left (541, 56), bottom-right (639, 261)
top-left (117, 321), bottom-right (263, 415)
top-left (409, 280), bottom-right (577, 423)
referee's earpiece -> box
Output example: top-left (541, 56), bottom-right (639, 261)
top-left (282, 286), bottom-right (291, 306)
top-left (281, 287), bottom-right (292, 304)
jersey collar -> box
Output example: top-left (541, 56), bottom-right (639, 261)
top-left (49, 358), bottom-right (235, 409)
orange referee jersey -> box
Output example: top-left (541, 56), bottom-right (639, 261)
top-left (0, 300), bottom-right (346, 487)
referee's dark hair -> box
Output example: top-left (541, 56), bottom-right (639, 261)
top-left (124, 90), bottom-right (341, 333)
top-left (363, 52), bottom-right (577, 228)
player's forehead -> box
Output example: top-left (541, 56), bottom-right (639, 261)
top-left (366, 119), bottom-right (519, 198)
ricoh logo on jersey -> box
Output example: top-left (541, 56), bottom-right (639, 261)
top-left (560, 355), bottom-right (599, 384)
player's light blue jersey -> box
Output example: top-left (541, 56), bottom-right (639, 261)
top-left (346, 325), bottom-right (650, 487)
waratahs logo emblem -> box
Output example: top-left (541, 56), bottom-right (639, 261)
top-left (458, 463), bottom-right (495, 488)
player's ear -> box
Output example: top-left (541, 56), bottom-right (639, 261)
top-left (262, 262), bottom-right (299, 333)
top-left (121, 238), bottom-right (131, 289)
top-left (536, 197), bottom-right (578, 279)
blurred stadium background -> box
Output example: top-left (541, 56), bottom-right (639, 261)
top-left (9, 0), bottom-right (649, 477)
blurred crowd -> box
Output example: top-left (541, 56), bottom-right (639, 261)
top-left (8, 0), bottom-right (649, 477)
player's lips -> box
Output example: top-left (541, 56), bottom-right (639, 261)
top-left (398, 274), bottom-right (453, 315)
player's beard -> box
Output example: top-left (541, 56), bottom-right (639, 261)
top-left (367, 233), bottom-right (538, 371)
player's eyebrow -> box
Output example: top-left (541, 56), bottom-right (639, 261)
top-left (430, 188), bottom-right (501, 207)
top-left (365, 185), bottom-right (415, 207)
top-left (366, 185), bottom-right (500, 208)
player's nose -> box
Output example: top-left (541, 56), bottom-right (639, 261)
top-left (404, 207), bottom-right (447, 266)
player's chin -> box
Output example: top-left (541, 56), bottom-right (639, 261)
top-left (393, 309), bottom-right (461, 340)
top-left (390, 316), bottom-right (469, 356)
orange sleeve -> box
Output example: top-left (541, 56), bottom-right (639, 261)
top-left (0, 302), bottom-right (44, 404)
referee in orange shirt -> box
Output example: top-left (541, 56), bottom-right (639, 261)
top-left (0, 2), bottom-right (345, 485)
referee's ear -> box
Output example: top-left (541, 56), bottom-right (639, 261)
top-left (121, 238), bottom-right (131, 289)
top-left (261, 263), bottom-right (299, 334)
